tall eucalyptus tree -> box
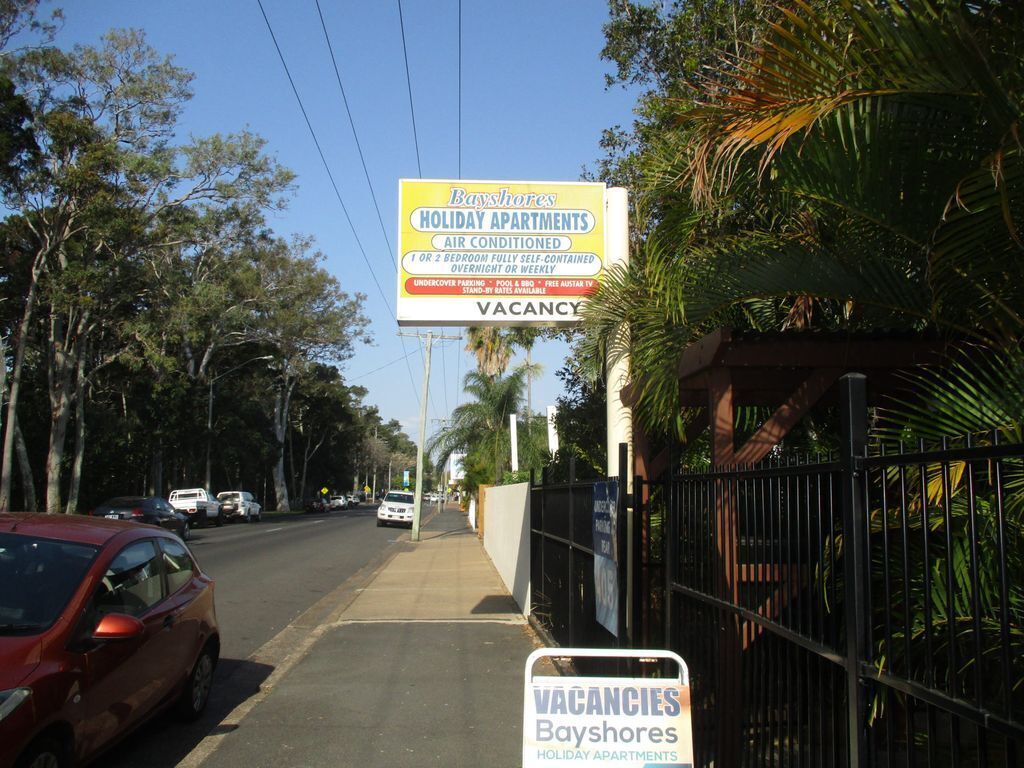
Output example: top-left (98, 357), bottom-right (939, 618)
top-left (0, 29), bottom-right (291, 512)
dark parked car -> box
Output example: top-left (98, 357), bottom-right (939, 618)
top-left (303, 498), bottom-right (326, 514)
top-left (91, 496), bottom-right (191, 541)
top-left (0, 513), bottom-right (220, 768)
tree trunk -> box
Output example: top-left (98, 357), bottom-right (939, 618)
top-left (44, 381), bottom-right (74, 514)
top-left (287, 417), bottom-right (297, 498)
top-left (149, 441), bottom-right (163, 496)
top-left (271, 374), bottom-right (295, 512)
top-left (13, 416), bottom-right (35, 512)
top-left (0, 252), bottom-right (45, 510)
top-left (44, 309), bottom-right (86, 515)
top-left (272, 447), bottom-right (289, 511)
top-left (299, 429), bottom-right (312, 502)
top-left (65, 354), bottom-right (88, 515)
top-left (0, 328), bottom-right (7, 431)
top-left (526, 346), bottom-right (533, 420)
top-left (494, 428), bottom-right (501, 484)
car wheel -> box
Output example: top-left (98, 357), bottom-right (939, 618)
top-left (376, 519), bottom-right (383, 527)
top-left (176, 644), bottom-right (216, 721)
top-left (214, 512), bottom-right (223, 528)
top-left (15, 736), bottom-right (69, 768)
top-left (182, 522), bottom-right (191, 541)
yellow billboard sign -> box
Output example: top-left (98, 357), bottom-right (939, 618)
top-left (397, 179), bottom-right (606, 326)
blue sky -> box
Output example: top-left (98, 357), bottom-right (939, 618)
top-left (55, 1), bottom-right (639, 437)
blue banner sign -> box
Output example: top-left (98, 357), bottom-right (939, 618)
top-left (593, 480), bottom-right (618, 636)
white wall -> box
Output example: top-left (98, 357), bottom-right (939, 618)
top-left (482, 482), bottom-right (531, 615)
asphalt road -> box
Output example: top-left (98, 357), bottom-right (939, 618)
top-left (100, 502), bottom-right (403, 768)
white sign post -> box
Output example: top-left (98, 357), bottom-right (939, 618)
top-left (523, 648), bottom-right (694, 768)
top-left (547, 405), bottom-right (560, 454)
top-left (510, 413), bottom-right (520, 472)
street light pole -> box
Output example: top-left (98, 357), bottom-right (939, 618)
top-left (206, 355), bottom-right (273, 490)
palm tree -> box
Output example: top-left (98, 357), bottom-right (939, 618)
top-left (584, 0), bottom-right (1024, 439)
top-left (583, 0), bottom-right (1024, 728)
top-left (464, 327), bottom-right (513, 378)
top-left (429, 367), bottom-right (527, 486)
top-left (505, 328), bottom-right (543, 417)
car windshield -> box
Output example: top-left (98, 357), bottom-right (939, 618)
top-left (0, 533), bottom-right (99, 634)
top-left (385, 492), bottom-right (414, 504)
top-left (217, 493), bottom-right (239, 502)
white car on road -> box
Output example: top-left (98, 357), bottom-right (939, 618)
top-left (377, 490), bottom-right (414, 528)
top-left (169, 487), bottom-right (222, 527)
top-left (216, 490), bottom-right (262, 522)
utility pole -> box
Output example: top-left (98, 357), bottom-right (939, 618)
top-left (371, 425), bottom-right (378, 502)
top-left (399, 330), bottom-right (461, 541)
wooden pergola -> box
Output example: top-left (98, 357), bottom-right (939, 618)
top-left (632, 327), bottom-right (952, 482)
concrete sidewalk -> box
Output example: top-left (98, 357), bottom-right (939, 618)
top-left (198, 506), bottom-right (540, 768)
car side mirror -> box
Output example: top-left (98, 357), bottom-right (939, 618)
top-left (93, 612), bottom-right (145, 641)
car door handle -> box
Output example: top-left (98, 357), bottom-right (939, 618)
top-left (163, 615), bottom-right (175, 629)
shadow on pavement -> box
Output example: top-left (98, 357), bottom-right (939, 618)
top-left (100, 657), bottom-right (274, 768)
top-left (472, 594), bottom-right (521, 614)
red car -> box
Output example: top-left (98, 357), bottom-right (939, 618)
top-left (0, 513), bottom-right (220, 768)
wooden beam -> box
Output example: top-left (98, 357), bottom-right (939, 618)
top-left (708, 367), bottom-right (735, 468)
top-left (676, 327), bottom-right (731, 379)
top-left (676, 327), bottom-right (949, 381)
top-left (733, 368), bottom-right (843, 466)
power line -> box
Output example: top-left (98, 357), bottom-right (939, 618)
top-left (256, 0), bottom-right (420, 409)
top-left (311, 0), bottom-right (424, 414)
top-left (458, 0), bottom-right (462, 181)
top-left (348, 349), bottom-right (419, 382)
top-left (454, 0), bottom-right (462, 413)
top-left (314, 0), bottom-right (395, 270)
top-left (396, 0), bottom-right (423, 178)
top-left (394, 0), bottom-right (443, 423)
top-left (257, 0), bottom-right (389, 314)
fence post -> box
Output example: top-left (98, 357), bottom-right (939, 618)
top-left (839, 373), bottom-right (869, 767)
top-left (633, 472), bottom-right (644, 647)
top-left (665, 444), bottom-right (676, 651)
top-left (617, 442), bottom-right (629, 646)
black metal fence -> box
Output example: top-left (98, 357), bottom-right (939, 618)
top-left (530, 472), bottom-right (604, 648)
top-left (529, 374), bottom-right (1024, 766)
top-left (662, 375), bottom-right (1024, 767)
top-left (529, 451), bottom-right (629, 650)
